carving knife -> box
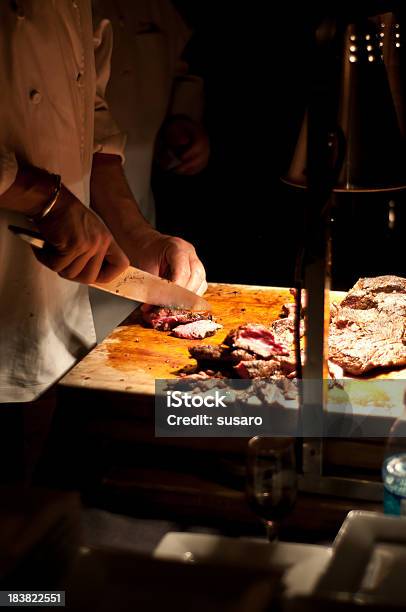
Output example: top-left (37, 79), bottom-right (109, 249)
top-left (8, 225), bottom-right (211, 311)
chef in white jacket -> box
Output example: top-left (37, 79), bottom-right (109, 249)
top-left (0, 0), bottom-right (206, 404)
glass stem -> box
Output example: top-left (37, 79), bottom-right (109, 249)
top-left (265, 521), bottom-right (278, 542)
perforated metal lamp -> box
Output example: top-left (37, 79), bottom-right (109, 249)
top-left (283, 11), bottom-right (406, 193)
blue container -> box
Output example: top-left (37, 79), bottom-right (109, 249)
top-left (382, 453), bottom-right (406, 516)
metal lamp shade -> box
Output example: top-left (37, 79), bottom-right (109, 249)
top-left (283, 13), bottom-right (406, 192)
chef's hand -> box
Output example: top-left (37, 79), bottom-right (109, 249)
top-left (160, 117), bottom-right (210, 176)
top-left (129, 227), bottom-right (207, 296)
top-left (90, 153), bottom-right (207, 293)
top-left (34, 186), bottom-right (129, 283)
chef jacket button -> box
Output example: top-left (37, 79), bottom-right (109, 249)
top-left (29, 89), bottom-right (42, 104)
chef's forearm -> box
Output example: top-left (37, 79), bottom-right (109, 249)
top-left (0, 164), bottom-right (56, 217)
top-left (90, 153), bottom-right (154, 252)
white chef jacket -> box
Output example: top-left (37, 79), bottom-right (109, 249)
top-left (93, 0), bottom-right (204, 226)
top-left (0, 0), bottom-right (124, 402)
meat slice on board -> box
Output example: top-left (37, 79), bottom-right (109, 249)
top-left (142, 306), bottom-right (212, 331)
top-left (329, 275), bottom-right (406, 375)
top-left (188, 345), bottom-right (255, 364)
top-left (172, 320), bottom-right (223, 340)
top-left (224, 323), bottom-right (289, 358)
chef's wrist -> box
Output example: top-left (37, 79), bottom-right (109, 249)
top-left (91, 153), bottom-right (134, 201)
top-left (120, 225), bottom-right (162, 260)
top-left (0, 164), bottom-right (61, 217)
top-left (92, 152), bottom-right (122, 169)
top-left (28, 173), bottom-right (61, 222)
top-left (127, 224), bottom-right (159, 244)
top-left (91, 153), bottom-right (124, 187)
top-left (35, 184), bottom-right (79, 226)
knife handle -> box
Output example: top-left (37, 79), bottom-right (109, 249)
top-left (9, 225), bottom-right (118, 294)
top-left (8, 225), bottom-right (46, 249)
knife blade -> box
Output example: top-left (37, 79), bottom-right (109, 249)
top-left (8, 225), bottom-right (211, 312)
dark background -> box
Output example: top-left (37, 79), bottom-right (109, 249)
top-left (154, 1), bottom-right (405, 290)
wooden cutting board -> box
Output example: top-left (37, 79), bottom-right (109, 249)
top-left (60, 283), bottom-right (298, 395)
top-left (59, 282), bottom-right (405, 396)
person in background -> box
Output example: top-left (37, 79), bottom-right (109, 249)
top-left (0, 1), bottom-right (206, 482)
top-left (89, 0), bottom-right (210, 340)
top-left (93, 0), bottom-right (210, 226)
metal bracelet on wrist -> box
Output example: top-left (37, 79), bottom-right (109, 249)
top-left (32, 173), bottom-right (62, 222)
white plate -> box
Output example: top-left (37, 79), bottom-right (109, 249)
top-left (154, 532), bottom-right (331, 598)
top-left (315, 510), bottom-right (406, 606)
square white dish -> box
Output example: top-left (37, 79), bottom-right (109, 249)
top-left (315, 510), bottom-right (406, 606)
top-left (154, 532), bottom-right (331, 598)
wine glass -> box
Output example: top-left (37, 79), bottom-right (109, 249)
top-left (246, 436), bottom-right (297, 542)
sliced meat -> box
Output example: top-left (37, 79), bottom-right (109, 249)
top-left (234, 360), bottom-right (282, 379)
top-left (327, 360), bottom-right (345, 379)
top-left (329, 275), bottom-right (406, 375)
top-left (276, 355), bottom-right (297, 376)
top-left (271, 317), bottom-right (304, 344)
top-left (188, 345), bottom-right (255, 364)
top-left (189, 345), bottom-right (231, 362)
top-left (230, 349), bottom-right (257, 363)
top-left (172, 320), bottom-right (222, 340)
top-left (345, 275), bottom-right (406, 296)
top-left (142, 306), bottom-right (212, 331)
top-left (270, 318), bottom-right (302, 376)
top-left (224, 323), bottom-right (289, 358)
top-left (187, 321), bottom-right (299, 379)
top-left (253, 380), bottom-right (286, 405)
top-left (235, 354), bottom-right (297, 379)
top-left (179, 370), bottom-right (225, 381)
top-left (175, 276), bottom-right (406, 382)
top-left (251, 378), bottom-right (299, 404)
top-left (275, 378), bottom-right (299, 400)
top-left (330, 302), bottom-right (339, 320)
